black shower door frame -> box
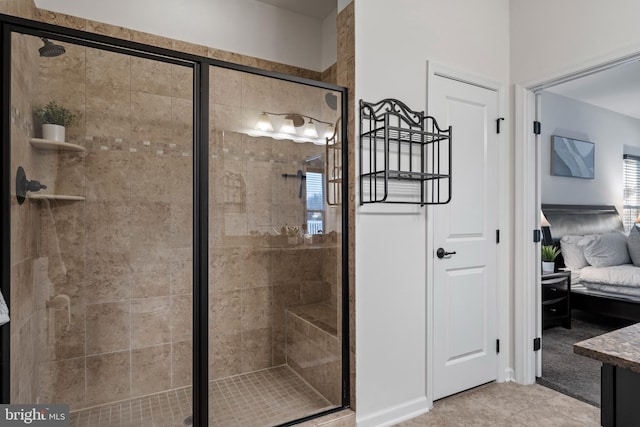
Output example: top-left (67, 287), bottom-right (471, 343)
top-left (0, 13), bottom-right (350, 426)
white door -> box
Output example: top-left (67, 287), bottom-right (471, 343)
top-left (430, 74), bottom-right (500, 400)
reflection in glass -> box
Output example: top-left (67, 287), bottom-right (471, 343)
top-left (208, 67), bottom-right (343, 425)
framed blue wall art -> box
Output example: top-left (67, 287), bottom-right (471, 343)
top-left (551, 135), bottom-right (595, 179)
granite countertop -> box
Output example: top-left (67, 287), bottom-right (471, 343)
top-left (574, 323), bottom-right (640, 373)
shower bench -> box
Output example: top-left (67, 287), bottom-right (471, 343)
top-left (285, 302), bottom-right (341, 405)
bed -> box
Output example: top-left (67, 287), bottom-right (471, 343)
top-left (542, 204), bottom-right (640, 322)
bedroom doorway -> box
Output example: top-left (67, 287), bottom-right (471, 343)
top-left (514, 50), bottom-right (640, 387)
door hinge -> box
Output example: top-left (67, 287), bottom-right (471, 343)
top-left (533, 229), bottom-right (542, 243)
top-left (496, 339), bottom-right (500, 354)
top-left (496, 230), bottom-right (500, 244)
top-left (533, 121), bottom-right (541, 135)
top-left (496, 117), bottom-right (504, 134)
top-left (533, 337), bottom-right (541, 351)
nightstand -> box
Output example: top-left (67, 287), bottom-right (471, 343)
top-left (541, 271), bottom-right (571, 329)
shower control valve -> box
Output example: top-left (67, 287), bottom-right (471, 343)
top-left (16, 166), bottom-right (48, 205)
top-left (25, 179), bottom-right (47, 192)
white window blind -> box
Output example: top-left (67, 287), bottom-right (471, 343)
top-left (306, 171), bottom-right (324, 234)
top-left (623, 154), bottom-right (640, 231)
top-left (306, 172), bottom-right (324, 211)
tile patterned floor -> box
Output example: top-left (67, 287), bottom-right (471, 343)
top-left (68, 372), bottom-right (600, 427)
top-left (209, 367), bottom-right (334, 426)
top-left (395, 382), bottom-right (600, 427)
top-left (69, 387), bottom-right (191, 427)
top-left (68, 366), bottom-right (335, 427)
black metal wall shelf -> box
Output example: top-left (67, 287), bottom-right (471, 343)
top-left (359, 98), bottom-right (452, 206)
top-left (325, 117), bottom-right (342, 206)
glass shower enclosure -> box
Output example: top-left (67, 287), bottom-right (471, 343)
top-left (1, 14), bottom-right (348, 427)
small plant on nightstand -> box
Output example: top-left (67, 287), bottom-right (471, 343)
top-left (541, 245), bottom-right (560, 273)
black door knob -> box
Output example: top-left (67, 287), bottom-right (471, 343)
top-left (436, 248), bottom-right (457, 259)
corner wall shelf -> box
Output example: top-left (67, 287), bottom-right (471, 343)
top-left (28, 194), bottom-right (85, 201)
top-left (359, 98), bottom-right (452, 206)
top-left (29, 138), bottom-right (86, 152)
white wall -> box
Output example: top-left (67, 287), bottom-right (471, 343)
top-left (34, 0), bottom-right (331, 71)
top-left (337, 0), bottom-right (352, 13)
top-left (354, 1), bottom-right (510, 425)
top-left (541, 91), bottom-right (640, 212)
top-left (510, 0), bottom-right (640, 84)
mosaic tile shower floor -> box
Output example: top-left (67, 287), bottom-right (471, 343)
top-left (69, 366), bottom-right (334, 427)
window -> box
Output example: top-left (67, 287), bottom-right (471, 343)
top-left (306, 171), bottom-right (324, 234)
top-left (623, 154), bottom-right (640, 230)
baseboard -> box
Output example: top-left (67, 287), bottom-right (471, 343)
top-left (355, 397), bottom-right (430, 427)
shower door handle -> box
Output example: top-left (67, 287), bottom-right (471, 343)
top-left (436, 248), bottom-right (456, 259)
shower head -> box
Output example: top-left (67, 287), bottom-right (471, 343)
top-left (325, 92), bottom-right (337, 110)
top-left (39, 38), bottom-right (65, 57)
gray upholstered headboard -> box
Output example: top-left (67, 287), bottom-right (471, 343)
top-left (541, 204), bottom-right (624, 243)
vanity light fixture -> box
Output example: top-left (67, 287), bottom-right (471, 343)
top-left (253, 111), bottom-right (336, 144)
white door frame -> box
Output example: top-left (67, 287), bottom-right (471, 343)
top-left (425, 61), bottom-right (509, 406)
top-left (513, 46), bottom-right (640, 383)
top-left (513, 84), bottom-right (538, 384)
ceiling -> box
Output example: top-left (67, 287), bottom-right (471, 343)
top-left (255, 0), bottom-right (337, 19)
top-left (545, 60), bottom-right (640, 120)
top-left (255, 1), bottom-right (640, 119)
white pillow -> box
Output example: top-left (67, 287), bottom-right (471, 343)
top-left (560, 235), bottom-right (589, 269)
top-left (578, 231), bottom-right (631, 268)
top-left (627, 225), bottom-right (640, 266)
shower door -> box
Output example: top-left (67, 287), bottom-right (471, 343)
top-left (2, 15), bottom-right (349, 427)
top-left (207, 66), bottom-right (345, 426)
top-left (4, 28), bottom-right (195, 426)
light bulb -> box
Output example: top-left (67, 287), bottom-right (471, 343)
top-left (324, 124), bottom-right (335, 139)
top-left (303, 121), bottom-right (319, 138)
top-left (280, 118), bottom-right (297, 134)
top-left (255, 113), bottom-right (274, 131)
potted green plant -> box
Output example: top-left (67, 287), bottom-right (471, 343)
top-left (33, 101), bottom-right (77, 142)
top-left (541, 245), bottom-right (560, 273)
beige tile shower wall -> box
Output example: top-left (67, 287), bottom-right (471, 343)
top-left (34, 41), bottom-right (193, 410)
top-left (337, 1), bottom-right (356, 410)
top-left (321, 64), bottom-right (337, 85)
top-left (286, 308), bottom-right (341, 405)
top-left (206, 242), bottom-right (329, 382)
top-left (207, 131), bottom-right (328, 380)
top-left (9, 32), bottom-right (41, 405)
top-left (0, 0), bottom-right (36, 19)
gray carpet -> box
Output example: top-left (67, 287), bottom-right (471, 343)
top-left (537, 310), bottom-right (632, 407)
